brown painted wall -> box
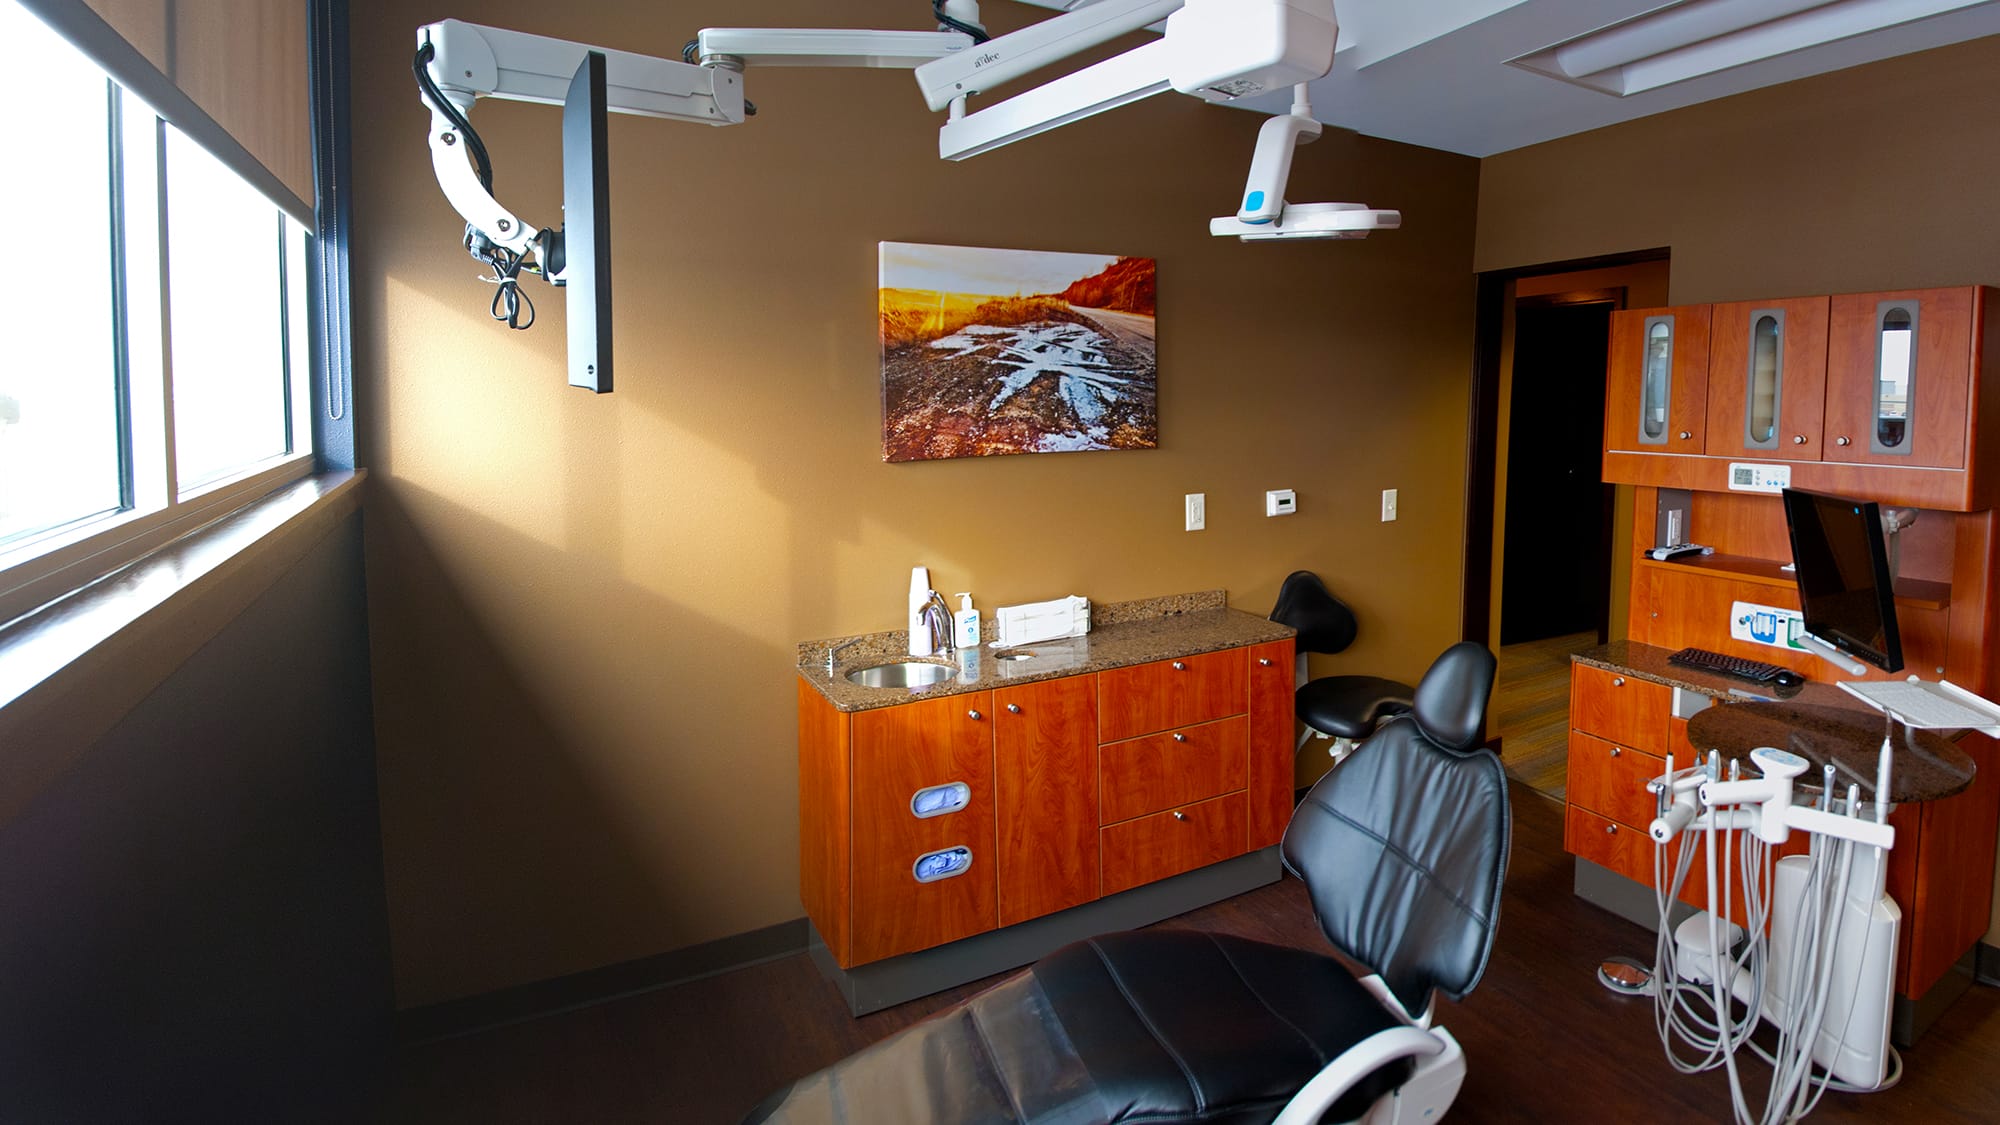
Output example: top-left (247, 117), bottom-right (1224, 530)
top-left (351, 0), bottom-right (1479, 1006)
top-left (1476, 35), bottom-right (2000, 943)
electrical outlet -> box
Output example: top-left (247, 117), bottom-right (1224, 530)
top-left (1381, 488), bottom-right (1398, 522)
top-left (1185, 492), bottom-right (1205, 531)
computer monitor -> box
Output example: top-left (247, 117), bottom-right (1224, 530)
top-left (1782, 488), bottom-right (1903, 673)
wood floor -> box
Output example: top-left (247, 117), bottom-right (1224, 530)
top-left (379, 788), bottom-right (2000, 1124)
top-left (1495, 631), bottom-right (1598, 799)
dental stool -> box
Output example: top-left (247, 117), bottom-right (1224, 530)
top-left (1270, 570), bottom-right (1416, 765)
top-left (745, 641), bottom-right (1506, 1125)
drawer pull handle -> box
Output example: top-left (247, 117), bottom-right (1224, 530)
top-left (1609, 747), bottom-right (1621, 757)
top-left (910, 782), bottom-right (971, 819)
top-left (1836, 435), bottom-right (1852, 446)
top-left (1173, 811), bottom-right (1187, 821)
top-left (1172, 661), bottom-right (1186, 671)
top-left (1678, 430), bottom-right (1692, 440)
top-left (1006, 703), bottom-right (1022, 714)
top-left (1258, 658), bottom-right (1273, 666)
top-left (913, 846), bottom-right (974, 883)
top-left (1793, 434), bottom-right (1807, 445)
top-left (1612, 677), bottom-right (1625, 687)
top-left (1605, 824), bottom-right (1617, 835)
top-left (1173, 733), bottom-right (1188, 742)
top-left (967, 710), bottom-right (983, 721)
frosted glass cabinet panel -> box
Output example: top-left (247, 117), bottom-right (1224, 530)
top-left (1825, 288), bottom-right (1975, 470)
top-left (1705, 297), bottom-right (1826, 461)
top-left (1607, 305), bottom-right (1711, 455)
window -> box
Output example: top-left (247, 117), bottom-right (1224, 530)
top-left (0, 0), bottom-right (312, 624)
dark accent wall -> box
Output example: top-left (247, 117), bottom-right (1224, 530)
top-left (0, 513), bottom-right (390, 1123)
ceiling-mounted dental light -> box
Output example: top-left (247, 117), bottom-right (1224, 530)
top-left (1209, 85), bottom-right (1400, 241)
top-left (1511, 0), bottom-right (1995, 97)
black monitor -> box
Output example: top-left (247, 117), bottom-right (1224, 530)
top-left (1781, 488), bottom-right (1903, 673)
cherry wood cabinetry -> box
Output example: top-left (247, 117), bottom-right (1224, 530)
top-left (1705, 296), bottom-right (1829, 460)
top-left (1823, 287), bottom-right (1976, 471)
top-left (1603, 286), bottom-right (1999, 510)
top-left (849, 693), bottom-right (998, 965)
top-left (799, 641), bottom-right (1288, 970)
top-left (1606, 304), bottom-right (1711, 455)
top-left (994, 676), bottom-right (1099, 927)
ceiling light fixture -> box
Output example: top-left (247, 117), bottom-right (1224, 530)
top-left (1511, 0), bottom-right (1994, 97)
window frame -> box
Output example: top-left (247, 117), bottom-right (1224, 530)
top-left (0, 0), bottom-right (322, 630)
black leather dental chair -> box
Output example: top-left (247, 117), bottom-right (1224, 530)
top-left (1269, 570), bottom-right (1416, 765)
top-left (745, 641), bottom-right (1507, 1125)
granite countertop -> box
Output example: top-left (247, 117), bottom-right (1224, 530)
top-left (1574, 640), bottom-right (1976, 803)
top-left (796, 591), bottom-right (1294, 713)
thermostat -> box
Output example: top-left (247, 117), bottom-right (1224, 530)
top-left (1728, 462), bottom-right (1791, 493)
top-left (1265, 489), bottom-right (1297, 517)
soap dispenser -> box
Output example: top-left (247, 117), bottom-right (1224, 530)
top-left (909, 566), bottom-right (935, 657)
top-left (953, 593), bottom-right (981, 649)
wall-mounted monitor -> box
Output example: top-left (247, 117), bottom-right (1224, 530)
top-left (1782, 487), bottom-right (1903, 673)
top-left (562, 51), bottom-right (612, 393)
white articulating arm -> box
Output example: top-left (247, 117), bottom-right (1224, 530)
top-left (1209, 83), bottom-right (1399, 242)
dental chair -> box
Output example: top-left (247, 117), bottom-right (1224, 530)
top-left (1269, 570), bottom-right (1416, 766)
top-left (745, 641), bottom-right (1506, 1125)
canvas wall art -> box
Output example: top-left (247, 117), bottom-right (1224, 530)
top-left (879, 242), bottom-right (1157, 462)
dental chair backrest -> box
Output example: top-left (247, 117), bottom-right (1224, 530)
top-left (1279, 640), bottom-right (1507, 1019)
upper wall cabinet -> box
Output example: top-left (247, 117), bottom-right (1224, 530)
top-left (1706, 297), bottom-right (1830, 460)
top-left (1606, 305), bottom-right (1712, 455)
top-left (1824, 288), bottom-right (1976, 470)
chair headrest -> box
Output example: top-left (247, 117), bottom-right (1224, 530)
top-left (1410, 641), bottom-right (1496, 751)
top-left (1268, 570), bottom-right (1358, 656)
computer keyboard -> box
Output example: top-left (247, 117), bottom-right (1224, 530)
top-left (1668, 647), bottom-right (1785, 684)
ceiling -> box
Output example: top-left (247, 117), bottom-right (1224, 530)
top-left (1014, 0), bottom-right (2000, 157)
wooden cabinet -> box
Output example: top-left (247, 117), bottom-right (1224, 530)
top-left (1607, 304), bottom-right (1711, 455)
top-left (1706, 296), bottom-right (1829, 460)
top-left (994, 676), bottom-right (1099, 927)
top-left (1824, 287), bottom-right (1977, 470)
top-left (850, 693), bottom-right (998, 965)
top-left (800, 641), bottom-right (1286, 969)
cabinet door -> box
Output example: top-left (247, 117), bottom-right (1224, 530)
top-left (1098, 649), bottom-right (1246, 742)
top-left (1824, 288), bottom-right (1974, 468)
top-left (994, 676), bottom-right (1099, 927)
top-left (1102, 792), bottom-right (1246, 896)
top-left (1706, 297), bottom-right (1828, 460)
top-left (1246, 640), bottom-right (1296, 849)
top-left (850, 692), bottom-right (996, 965)
top-left (1606, 305), bottom-right (1711, 455)
top-left (1100, 717), bottom-right (1247, 825)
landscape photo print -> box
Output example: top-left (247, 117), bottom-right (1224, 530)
top-left (879, 242), bottom-right (1158, 463)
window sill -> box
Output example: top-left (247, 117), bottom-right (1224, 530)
top-left (0, 470), bottom-right (365, 823)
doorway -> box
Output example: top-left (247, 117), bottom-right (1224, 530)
top-left (1462, 253), bottom-right (1671, 798)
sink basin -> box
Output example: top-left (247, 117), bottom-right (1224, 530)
top-left (846, 661), bottom-right (956, 689)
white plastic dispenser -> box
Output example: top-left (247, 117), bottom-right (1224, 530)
top-left (909, 566), bottom-right (934, 657)
top-left (954, 593), bottom-right (981, 649)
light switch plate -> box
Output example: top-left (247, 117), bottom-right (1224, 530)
top-left (1381, 489), bottom-right (1398, 522)
top-left (1266, 489), bottom-right (1296, 517)
top-left (1185, 492), bottom-right (1205, 531)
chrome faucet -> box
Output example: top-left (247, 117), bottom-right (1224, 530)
top-left (826, 637), bottom-right (865, 675)
top-left (918, 590), bottom-right (954, 656)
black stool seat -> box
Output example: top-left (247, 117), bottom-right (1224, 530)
top-left (1296, 675), bottom-right (1414, 740)
top-left (745, 929), bottom-right (1412, 1125)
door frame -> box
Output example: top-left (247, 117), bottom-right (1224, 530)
top-left (1460, 249), bottom-right (1670, 648)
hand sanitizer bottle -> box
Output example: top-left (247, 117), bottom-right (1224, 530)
top-left (909, 566), bottom-right (934, 657)
top-left (954, 593), bottom-right (981, 649)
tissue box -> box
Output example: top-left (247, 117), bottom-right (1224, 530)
top-left (994, 596), bottom-right (1091, 646)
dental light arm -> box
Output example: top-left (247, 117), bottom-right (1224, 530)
top-left (1209, 84), bottom-right (1400, 241)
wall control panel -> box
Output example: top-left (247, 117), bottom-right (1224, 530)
top-left (1265, 489), bottom-right (1296, 516)
top-left (1728, 462), bottom-right (1792, 493)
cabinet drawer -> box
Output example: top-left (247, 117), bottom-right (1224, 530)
top-left (1101, 716), bottom-right (1247, 825)
top-left (1570, 664), bottom-right (1669, 753)
top-left (1099, 649), bottom-right (1246, 743)
top-left (1567, 732), bottom-right (1665, 829)
top-left (1102, 792), bottom-right (1246, 896)
top-left (1564, 805), bottom-right (1653, 887)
